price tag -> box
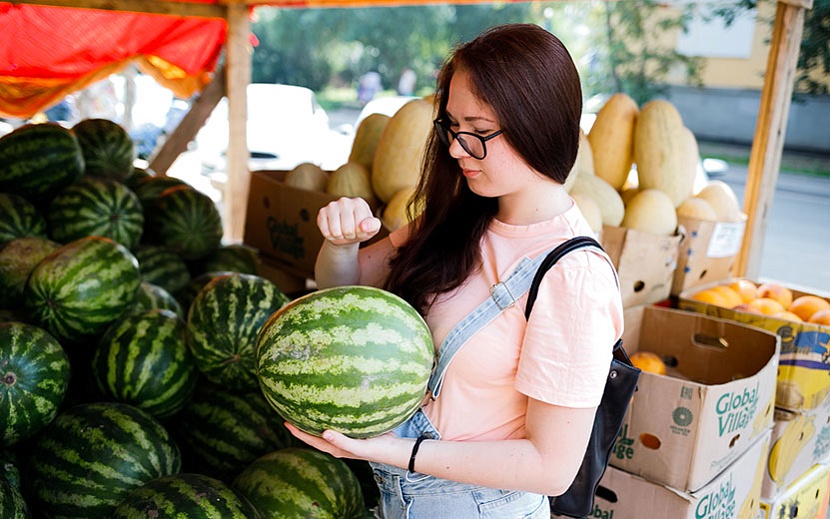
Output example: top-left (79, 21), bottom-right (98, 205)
top-left (706, 221), bottom-right (745, 258)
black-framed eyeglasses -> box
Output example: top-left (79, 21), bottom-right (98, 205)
top-left (433, 118), bottom-right (503, 160)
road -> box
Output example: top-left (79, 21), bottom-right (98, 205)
top-left (713, 165), bottom-right (830, 295)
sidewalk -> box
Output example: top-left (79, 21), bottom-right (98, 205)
top-left (698, 140), bottom-right (830, 177)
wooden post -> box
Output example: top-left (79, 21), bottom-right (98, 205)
top-left (735, 0), bottom-right (811, 278)
top-left (224, 4), bottom-right (252, 242)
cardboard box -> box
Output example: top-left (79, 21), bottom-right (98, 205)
top-left (593, 430), bottom-right (770, 518)
top-left (244, 170), bottom-right (387, 279)
top-left (759, 463), bottom-right (830, 519)
top-left (611, 305), bottom-right (779, 492)
top-left (678, 282), bottom-right (830, 412)
top-left (762, 398), bottom-right (830, 499)
top-left (671, 215), bottom-right (746, 296)
top-left (600, 225), bottom-right (683, 308)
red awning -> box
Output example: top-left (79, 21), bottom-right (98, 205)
top-left (0, 2), bottom-right (228, 118)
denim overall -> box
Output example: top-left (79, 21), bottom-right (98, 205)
top-left (369, 244), bottom-right (606, 519)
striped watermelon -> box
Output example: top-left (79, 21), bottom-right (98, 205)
top-left (0, 122), bottom-right (84, 203)
top-left (170, 381), bottom-right (297, 481)
top-left (23, 236), bottom-right (142, 343)
top-left (233, 447), bottom-right (365, 519)
top-left (129, 175), bottom-right (188, 210)
top-left (92, 309), bottom-right (197, 418)
top-left (187, 243), bottom-right (260, 278)
top-left (134, 244), bottom-right (191, 295)
top-left (125, 166), bottom-right (153, 189)
top-left (131, 282), bottom-right (184, 317)
top-left (144, 185), bottom-right (223, 260)
top-left (46, 175), bottom-right (144, 249)
top-left (187, 273), bottom-right (290, 391)
top-left (25, 402), bottom-right (181, 518)
top-left (0, 192), bottom-right (47, 244)
top-left (0, 237), bottom-right (61, 309)
top-left (0, 474), bottom-right (29, 519)
top-left (0, 321), bottom-right (71, 446)
top-left (255, 286), bottom-right (433, 438)
top-left (174, 270), bottom-right (232, 315)
top-left (112, 473), bottom-right (262, 518)
top-left (72, 118), bottom-right (136, 181)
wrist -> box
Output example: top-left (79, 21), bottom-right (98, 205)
top-left (408, 434), bottom-right (432, 473)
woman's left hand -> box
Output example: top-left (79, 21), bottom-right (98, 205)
top-left (284, 422), bottom-right (402, 465)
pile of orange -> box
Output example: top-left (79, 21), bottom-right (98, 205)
top-left (691, 280), bottom-right (830, 325)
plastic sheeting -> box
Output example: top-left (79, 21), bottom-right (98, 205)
top-left (0, 2), bottom-right (227, 118)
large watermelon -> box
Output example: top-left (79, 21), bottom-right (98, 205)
top-left (187, 273), bottom-right (289, 391)
top-left (144, 185), bottom-right (223, 260)
top-left (255, 286), bottom-right (434, 438)
top-left (23, 236), bottom-right (142, 343)
top-left (112, 473), bottom-right (262, 519)
top-left (0, 237), bottom-right (61, 309)
top-left (129, 174), bottom-right (188, 211)
top-left (134, 244), bottom-right (191, 295)
top-left (92, 309), bottom-right (197, 419)
top-left (233, 447), bottom-right (365, 519)
top-left (130, 281), bottom-right (184, 318)
top-left (0, 321), bottom-right (71, 446)
top-left (0, 473), bottom-right (29, 519)
top-left (187, 243), bottom-right (260, 278)
top-left (170, 381), bottom-right (297, 481)
top-left (0, 192), bottom-right (47, 244)
top-left (72, 118), bottom-right (135, 181)
top-left (0, 122), bottom-right (84, 203)
top-left (46, 175), bottom-right (144, 249)
top-left (25, 402), bottom-right (181, 518)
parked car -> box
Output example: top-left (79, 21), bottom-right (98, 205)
top-left (196, 83), bottom-right (339, 174)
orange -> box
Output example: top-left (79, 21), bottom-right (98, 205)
top-left (691, 288), bottom-right (729, 308)
top-left (630, 351), bottom-right (667, 375)
top-left (789, 295), bottom-right (830, 322)
top-left (809, 308), bottom-right (830, 326)
top-left (756, 283), bottom-right (793, 310)
top-left (747, 297), bottom-right (787, 316)
top-left (712, 285), bottom-right (743, 308)
top-left (728, 279), bottom-right (758, 304)
top-left (772, 311), bottom-right (803, 322)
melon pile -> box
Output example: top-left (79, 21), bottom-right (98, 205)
top-left (567, 93), bottom-right (745, 237)
top-left (2, 118), bottom-right (426, 517)
top-left (284, 96), bottom-right (433, 232)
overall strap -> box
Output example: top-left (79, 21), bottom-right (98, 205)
top-left (428, 236), bottom-right (605, 399)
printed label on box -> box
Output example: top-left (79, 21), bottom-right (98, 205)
top-left (706, 221), bottom-right (745, 258)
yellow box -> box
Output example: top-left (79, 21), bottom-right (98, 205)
top-left (678, 281), bottom-right (830, 412)
top-left (762, 398), bottom-right (830, 499)
top-left (759, 463), bottom-right (830, 519)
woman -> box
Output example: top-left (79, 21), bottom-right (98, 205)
top-left (288, 23), bottom-right (624, 518)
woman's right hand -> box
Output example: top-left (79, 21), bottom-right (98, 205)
top-left (317, 197), bottom-right (381, 247)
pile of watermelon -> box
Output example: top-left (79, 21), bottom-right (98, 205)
top-left (0, 119), bottom-right (439, 517)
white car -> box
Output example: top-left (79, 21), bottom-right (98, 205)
top-left (196, 83), bottom-right (338, 174)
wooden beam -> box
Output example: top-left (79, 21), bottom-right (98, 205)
top-left (9, 0), bottom-right (226, 18)
top-left (148, 66), bottom-right (226, 175)
top-left (735, 0), bottom-right (808, 278)
top-left (223, 3), bottom-right (251, 243)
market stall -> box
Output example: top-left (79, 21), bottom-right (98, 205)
top-left (0, 0), bottom-right (814, 279)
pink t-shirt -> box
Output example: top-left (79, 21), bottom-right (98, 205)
top-left (390, 202), bottom-right (623, 442)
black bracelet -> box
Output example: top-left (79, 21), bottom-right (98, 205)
top-left (408, 434), bottom-right (430, 473)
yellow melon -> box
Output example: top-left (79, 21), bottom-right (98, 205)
top-left (326, 161), bottom-right (378, 209)
top-left (587, 92), bottom-right (639, 191)
top-left (570, 174), bottom-right (625, 227)
top-left (633, 100), bottom-right (695, 207)
top-left (381, 186), bottom-right (422, 232)
top-left (620, 188), bottom-right (678, 235)
top-left (676, 197), bottom-right (717, 221)
top-left (349, 113), bottom-right (390, 173)
top-left (283, 162), bottom-right (329, 192)
top-left (695, 180), bottom-right (743, 223)
top-left (571, 192), bottom-right (603, 234)
top-left (372, 98), bottom-right (433, 203)
top-left (565, 128), bottom-right (594, 193)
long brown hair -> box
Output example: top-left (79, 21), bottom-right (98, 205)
top-left (384, 24), bottom-right (583, 315)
